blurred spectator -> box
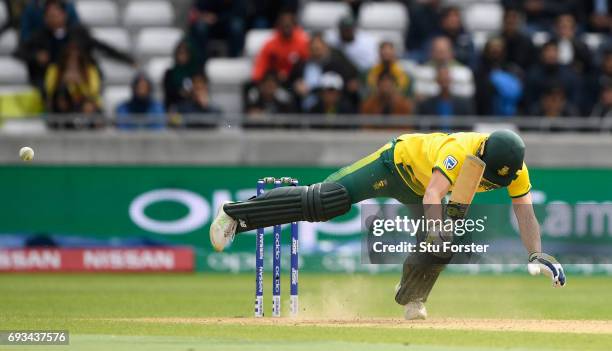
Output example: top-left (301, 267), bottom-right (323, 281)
top-left (245, 72), bottom-right (295, 115)
top-left (418, 66), bottom-right (474, 116)
top-left (406, 0), bottom-right (442, 61)
top-left (343, 0), bottom-right (363, 17)
top-left (163, 41), bottom-right (202, 111)
top-left (502, 0), bottom-right (582, 32)
top-left (44, 41), bottom-right (101, 117)
top-left (19, 0), bottom-right (79, 43)
top-left (16, 0), bottom-right (134, 88)
top-left (524, 40), bottom-right (580, 111)
top-left (248, 0), bottom-right (298, 28)
top-left (591, 83), bottom-right (612, 117)
top-left (425, 36), bottom-right (464, 68)
top-left (252, 10), bottom-right (309, 82)
top-left (176, 74), bottom-right (221, 114)
top-left (324, 16), bottom-right (377, 71)
top-left (288, 33), bottom-right (360, 111)
top-left (583, 0), bottom-right (611, 33)
top-left (588, 48), bottom-right (612, 107)
top-left (308, 72), bottom-right (356, 114)
top-left (188, 0), bottom-right (246, 60)
top-left (530, 82), bottom-right (579, 117)
top-left (553, 13), bottom-right (592, 74)
top-left (116, 73), bottom-right (166, 130)
top-left (500, 8), bottom-right (537, 69)
top-left (361, 71), bottom-right (413, 115)
top-left (175, 74), bottom-right (222, 128)
top-left (0, 0), bottom-right (28, 37)
top-left (367, 41), bottom-right (413, 96)
top-left (475, 38), bottom-right (523, 116)
top-left (436, 6), bottom-right (476, 67)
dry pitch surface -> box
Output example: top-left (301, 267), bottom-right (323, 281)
top-left (113, 316), bottom-right (612, 334)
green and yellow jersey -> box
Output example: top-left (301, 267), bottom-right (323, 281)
top-left (393, 132), bottom-right (531, 198)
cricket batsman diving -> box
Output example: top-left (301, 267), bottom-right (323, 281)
top-left (210, 130), bottom-right (566, 319)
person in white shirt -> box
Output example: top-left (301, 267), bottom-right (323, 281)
top-left (324, 16), bottom-right (377, 72)
top-left (554, 13), bottom-right (592, 74)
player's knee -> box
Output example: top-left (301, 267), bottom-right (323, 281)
top-left (304, 182), bottom-right (351, 222)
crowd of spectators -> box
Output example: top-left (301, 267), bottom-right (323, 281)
top-left (243, 2), bottom-right (610, 125)
top-left (0, 0), bottom-right (610, 130)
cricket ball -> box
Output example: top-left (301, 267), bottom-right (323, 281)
top-left (19, 147), bottom-right (34, 162)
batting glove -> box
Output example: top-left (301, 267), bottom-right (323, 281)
top-left (528, 252), bottom-right (566, 288)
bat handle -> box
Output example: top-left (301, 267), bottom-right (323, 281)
top-left (446, 201), bottom-right (468, 220)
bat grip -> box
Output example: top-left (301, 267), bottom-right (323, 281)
top-left (446, 201), bottom-right (469, 220)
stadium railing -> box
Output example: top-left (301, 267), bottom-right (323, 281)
top-left (3, 114), bottom-right (612, 133)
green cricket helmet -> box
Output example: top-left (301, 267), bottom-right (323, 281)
top-left (479, 130), bottom-right (525, 187)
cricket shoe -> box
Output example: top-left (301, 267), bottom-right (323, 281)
top-left (394, 282), bottom-right (428, 320)
top-left (209, 202), bottom-right (237, 252)
top-left (404, 300), bottom-right (427, 320)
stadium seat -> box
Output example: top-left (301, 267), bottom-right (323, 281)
top-left (583, 33), bottom-right (604, 52)
top-left (103, 85), bottom-right (131, 115)
top-left (205, 58), bottom-right (252, 114)
top-left (245, 29), bottom-right (274, 57)
top-left (471, 31), bottom-right (490, 52)
top-left (450, 66), bottom-right (475, 98)
top-left (399, 59), bottom-right (418, 77)
top-left (76, 0), bottom-right (119, 26)
top-left (414, 79), bottom-right (439, 97)
top-left (209, 90), bottom-right (243, 114)
top-left (146, 56), bottom-right (173, 85)
top-left (99, 59), bottom-right (136, 85)
top-left (91, 28), bottom-right (131, 52)
top-left (532, 31), bottom-right (549, 47)
top-left (300, 2), bottom-right (351, 31)
top-left (124, 0), bottom-right (174, 27)
top-left (0, 85), bottom-right (31, 94)
top-left (358, 2), bottom-right (408, 31)
top-left (413, 65), bottom-right (436, 82)
top-left (0, 1), bottom-right (6, 25)
top-left (365, 30), bottom-right (405, 56)
top-left (0, 29), bottom-right (17, 54)
top-left (443, 0), bottom-right (500, 8)
top-left (0, 57), bottom-right (28, 84)
top-left (462, 3), bottom-right (502, 32)
top-left (413, 65), bottom-right (438, 97)
top-left (135, 27), bottom-right (183, 57)
top-left (412, 64), bottom-right (474, 98)
top-left (206, 58), bottom-right (252, 85)
top-left (2, 119), bottom-right (47, 133)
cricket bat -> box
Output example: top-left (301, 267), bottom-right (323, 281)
top-left (447, 155), bottom-right (486, 220)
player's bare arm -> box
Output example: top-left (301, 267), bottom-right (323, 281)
top-left (423, 170), bottom-right (450, 205)
top-left (513, 192), bottom-right (566, 287)
top-left (512, 192), bottom-right (542, 254)
top-left (422, 170), bottom-right (451, 245)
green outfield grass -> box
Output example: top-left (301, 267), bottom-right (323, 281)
top-left (1, 273), bottom-right (611, 350)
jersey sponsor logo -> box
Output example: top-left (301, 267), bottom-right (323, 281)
top-left (372, 179), bottom-right (388, 190)
top-left (497, 166), bottom-right (510, 176)
top-left (443, 155), bottom-right (458, 170)
top-left (479, 178), bottom-right (501, 191)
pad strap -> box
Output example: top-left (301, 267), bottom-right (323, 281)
top-left (225, 182), bottom-right (351, 233)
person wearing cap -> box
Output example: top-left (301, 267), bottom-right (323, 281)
top-left (307, 71), bottom-right (356, 115)
top-left (210, 130), bottom-right (566, 321)
top-left (324, 16), bottom-right (377, 71)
